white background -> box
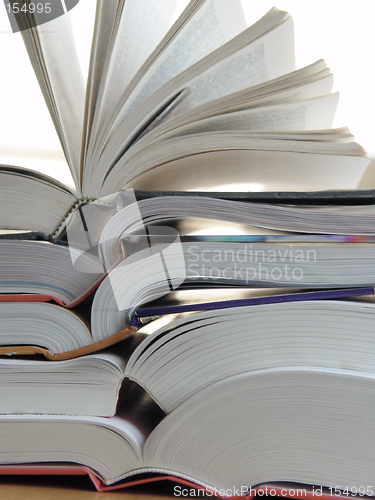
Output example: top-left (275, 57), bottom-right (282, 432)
top-left (0, 0), bottom-right (374, 188)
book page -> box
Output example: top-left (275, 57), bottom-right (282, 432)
top-left (157, 62), bottom-right (332, 132)
top-left (126, 150), bottom-right (370, 193)
top-left (127, 301), bottom-right (375, 413)
top-left (82, 0), bottom-right (120, 167)
top-left (96, 11), bottom-right (295, 195)
top-left (83, 0), bottom-right (246, 195)
top-left (111, 0), bottom-right (246, 131)
top-left (145, 369), bottom-right (375, 491)
top-left (0, 409), bottom-right (146, 482)
top-left (90, 0), bottom-right (177, 143)
top-left (20, 14), bottom-right (85, 191)
top-left (120, 65), bottom-right (334, 161)
top-left (0, 166), bottom-right (76, 235)
top-left (156, 93), bottom-right (340, 138)
top-left (187, 17), bottom-right (295, 106)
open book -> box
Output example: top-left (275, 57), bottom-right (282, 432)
top-left (2, 298), bottom-right (375, 491)
top-left (0, 334), bottom-right (145, 417)
top-left (1, 0), bottom-right (370, 236)
top-left (2, 227), bottom-right (375, 359)
top-left (3, 297), bottom-right (375, 416)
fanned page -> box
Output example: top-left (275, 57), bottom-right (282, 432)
top-left (85, 0), bottom-right (177, 162)
top-left (7, 0), bottom-right (370, 209)
top-left (126, 148), bottom-right (368, 192)
top-left (117, 60), bottom-right (336, 170)
top-left (113, 0), bottom-right (247, 121)
top-left (81, 0), bottom-right (120, 170)
top-left (95, 9), bottom-right (296, 195)
top-left (147, 94), bottom-right (340, 139)
top-left (16, 7), bottom-right (85, 192)
top-left (83, 0), bottom-right (250, 195)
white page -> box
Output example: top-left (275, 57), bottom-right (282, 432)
top-left (98, 11), bottom-right (295, 194)
top-left (111, 0), bottom-right (246, 131)
top-left (21, 14), bottom-right (85, 191)
top-left (145, 368), bottom-right (375, 490)
top-left (156, 93), bottom-right (340, 137)
top-left (115, 68), bottom-right (334, 165)
top-left (187, 16), bottom-right (295, 106)
top-left (125, 150), bottom-right (370, 193)
top-left (91, 0), bottom-right (177, 140)
top-left (82, 0), bottom-right (120, 165)
top-left (0, 411), bottom-right (145, 478)
top-left (83, 0), bottom-right (247, 195)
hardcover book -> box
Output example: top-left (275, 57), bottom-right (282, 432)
top-left (1, 0), bottom-right (371, 238)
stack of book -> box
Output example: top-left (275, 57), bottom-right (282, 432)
top-left (1, 0), bottom-right (375, 496)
